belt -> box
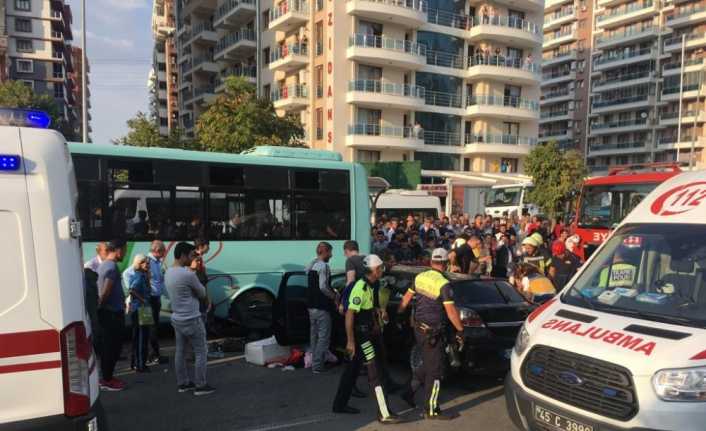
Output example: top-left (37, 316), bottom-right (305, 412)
top-left (416, 322), bottom-right (441, 335)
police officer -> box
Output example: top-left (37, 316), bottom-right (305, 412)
top-left (397, 248), bottom-right (465, 420)
top-left (332, 255), bottom-right (401, 424)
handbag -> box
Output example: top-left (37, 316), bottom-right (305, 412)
top-left (138, 305), bottom-right (154, 326)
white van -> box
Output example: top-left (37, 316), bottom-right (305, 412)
top-left (0, 110), bottom-right (104, 429)
top-left (375, 189), bottom-right (442, 221)
top-left (485, 182), bottom-right (539, 218)
top-left (505, 169), bottom-right (706, 431)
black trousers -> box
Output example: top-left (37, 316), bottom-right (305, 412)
top-left (98, 309), bottom-right (125, 381)
top-left (130, 311), bottom-right (150, 370)
top-left (149, 296), bottom-right (161, 358)
top-left (412, 326), bottom-right (443, 416)
top-left (333, 329), bottom-right (391, 418)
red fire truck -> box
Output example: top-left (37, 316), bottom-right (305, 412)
top-left (573, 163), bottom-right (682, 259)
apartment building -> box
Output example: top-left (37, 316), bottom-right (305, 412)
top-left (5, 0), bottom-right (77, 130)
top-left (540, 0), bottom-right (593, 151)
top-left (175, 0), bottom-right (258, 135)
top-left (259, 0), bottom-right (543, 176)
top-left (152, 0), bottom-right (179, 136)
top-left (1, 2), bottom-right (8, 81)
top-left (70, 46), bottom-right (90, 140)
top-left (585, 0), bottom-right (706, 172)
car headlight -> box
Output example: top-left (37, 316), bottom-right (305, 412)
top-left (653, 367), bottom-right (706, 402)
top-left (514, 323), bottom-right (530, 356)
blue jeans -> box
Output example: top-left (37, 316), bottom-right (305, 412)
top-left (308, 308), bottom-right (331, 372)
top-left (172, 317), bottom-right (207, 387)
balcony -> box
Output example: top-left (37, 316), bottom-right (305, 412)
top-left (425, 49), bottom-right (465, 73)
top-left (346, 79), bottom-right (426, 110)
top-left (596, 0), bottom-right (657, 29)
top-left (592, 48), bottom-right (653, 71)
top-left (272, 85), bottom-right (308, 111)
top-left (667, 3), bottom-right (706, 28)
top-left (346, 0), bottom-right (428, 29)
top-left (269, 0), bottom-right (308, 32)
top-left (591, 94), bottom-right (650, 114)
top-left (589, 141), bottom-right (646, 155)
top-left (191, 85), bottom-right (217, 106)
top-left (540, 108), bottom-right (572, 123)
top-left (346, 124), bottom-right (424, 150)
top-left (659, 110), bottom-right (706, 126)
top-left (468, 0), bottom-right (544, 14)
top-left (466, 94), bottom-right (539, 121)
top-left (543, 28), bottom-right (578, 49)
top-left (50, 30), bottom-right (63, 41)
top-left (467, 55), bottom-right (540, 85)
top-left (464, 134), bottom-right (536, 156)
top-left (188, 56), bottom-right (219, 75)
top-left (595, 26), bottom-right (657, 50)
top-left (540, 87), bottom-right (573, 105)
top-left (661, 83), bottom-right (706, 101)
top-left (423, 90), bottom-right (464, 115)
top-left (216, 65), bottom-right (257, 92)
top-left (214, 29), bottom-right (256, 61)
top-left (591, 70), bottom-right (653, 92)
top-left (589, 118), bottom-right (650, 135)
top-left (544, 7), bottom-right (575, 30)
top-left (426, 8), bottom-right (470, 37)
top-left (269, 43), bottom-right (308, 72)
top-left (542, 49), bottom-right (577, 67)
top-left (662, 58), bottom-right (706, 76)
top-left (657, 134), bottom-right (706, 150)
top-left (544, 0), bottom-right (573, 10)
top-left (664, 33), bottom-right (706, 53)
top-left (189, 22), bottom-right (218, 46)
top-left (540, 69), bottom-right (576, 86)
top-left (538, 128), bottom-right (573, 142)
top-left (347, 34), bottom-right (427, 70)
top-left (467, 16), bottom-right (542, 48)
top-left (214, 0), bottom-right (256, 29)
top-left (422, 130), bottom-right (463, 147)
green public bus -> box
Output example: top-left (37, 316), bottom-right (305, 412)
top-left (69, 143), bottom-right (370, 330)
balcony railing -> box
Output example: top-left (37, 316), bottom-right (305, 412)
top-left (596, 26), bottom-right (655, 44)
top-left (468, 55), bottom-right (540, 74)
top-left (593, 47), bottom-right (652, 66)
top-left (465, 134), bottom-right (537, 146)
top-left (348, 34), bottom-right (426, 56)
top-left (660, 110), bottom-right (700, 120)
top-left (348, 79), bottom-right (425, 98)
top-left (668, 3), bottom-right (706, 21)
top-left (592, 70), bottom-right (651, 87)
top-left (540, 129), bottom-right (569, 138)
top-left (192, 21), bottom-right (214, 37)
top-left (544, 7), bottom-right (574, 24)
top-left (269, 0), bottom-right (308, 22)
top-left (427, 8), bottom-right (470, 29)
top-left (423, 130), bottom-right (462, 146)
top-left (348, 124), bottom-right (417, 139)
top-left (271, 84), bottom-right (308, 101)
top-left (192, 55), bottom-right (215, 68)
top-left (592, 94), bottom-right (648, 108)
top-left (51, 30), bottom-right (63, 39)
top-left (542, 49), bottom-right (576, 62)
top-left (542, 69), bottom-right (573, 80)
top-left (216, 28), bottom-right (256, 52)
top-left (597, 0), bottom-right (653, 22)
top-left (425, 90), bottom-right (463, 108)
top-left (469, 15), bottom-right (541, 35)
top-left (194, 85), bottom-right (216, 98)
top-left (215, 0), bottom-right (256, 22)
top-left (542, 87), bottom-right (571, 99)
top-left (663, 58), bottom-right (705, 72)
top-left (590, 118), bottom-right (648, 130)
top-left (664, 33), bottom-right (704, 48)
top-left (218, 64), bottom-right (257, 84)
top-left (426, 49), bottom-right (464, 69)
top-left (270, 43), bottom-right (308, 62)
top-left (541, 109), bottom-right (569, 119)
top-left (663, 83), bottom-right (701, 95)
top-left (350, 0), bottom-right (428, 13)
top-left (468, 94), bottom-right (539, 111)
top-left (590, 142), bottom-right (645, 151)
top-left (544, 27), bottom-right (576, 43)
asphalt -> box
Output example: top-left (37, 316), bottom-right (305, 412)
top-left (100, 338), bottom-right (517, 431)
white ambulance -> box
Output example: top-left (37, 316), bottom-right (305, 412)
top-left (0, 110), bottom-right (104, 430)
top-left (506, 169), bottom-right (706, 431)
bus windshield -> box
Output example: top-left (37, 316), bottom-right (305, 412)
top-left (578, 183), bottom-right (656, 229)
top-left (563, 224), bottom-right (706, 329)
top-left (485, 187), bottom-right (522, 207)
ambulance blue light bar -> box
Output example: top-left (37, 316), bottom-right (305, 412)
top-left (0, 155), bottom-right (21, 171)
top-left (0, 108), bottom-right (52, 128)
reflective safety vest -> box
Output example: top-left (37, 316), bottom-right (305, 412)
top-left (522, 274), bottom-right (556, 296)
top-left (599, 263), bottom-right (637, 288)
top-left (523, 253), bottom-right (551, 276)
top-left (414, 269), bottom-right (450, 301)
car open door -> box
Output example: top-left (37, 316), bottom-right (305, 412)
top-left (273, 271), bottom-right (309, 346)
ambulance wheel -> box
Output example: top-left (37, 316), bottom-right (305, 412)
top-left (229, 289), bottom-right (274, 340)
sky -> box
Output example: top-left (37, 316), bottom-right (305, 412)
top-left (74, 0), bottom-right (153, 144)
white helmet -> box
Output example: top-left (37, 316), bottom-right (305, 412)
top-left (363, 254), bottom-right (384, 269)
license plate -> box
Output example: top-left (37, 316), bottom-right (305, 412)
top-left (534, 405), bottom-right (594, 431)
top-left (87, 417), bottom-right (98, 431)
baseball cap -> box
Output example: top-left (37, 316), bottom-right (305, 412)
top-left (431, 248), bottom-right (449, 262)
top-left (363, 254), bottom-right (384, 269)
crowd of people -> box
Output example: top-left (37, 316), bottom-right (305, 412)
top-left (372, 212), bottom-right (584, 302)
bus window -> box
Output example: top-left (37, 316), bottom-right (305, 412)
top-left (76, 181), bottom-right (104, 239)
top-left (293, 194), bottom-right (350, 240)
top-left (175, 187), bottom-right (205, 240)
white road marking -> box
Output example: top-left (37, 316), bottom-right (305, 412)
top-left (238, 413), bottom-right (336, 431)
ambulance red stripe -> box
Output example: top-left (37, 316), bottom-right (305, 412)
top-left (0, 360), bottom-right (61, 375)
top-left (0, 329), bottom-right (60, 359)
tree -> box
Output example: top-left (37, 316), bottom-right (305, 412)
top-left (524, 141), bottom-right (587, 218)
top-left (114, 111), bottom-right (197, 149)
top-left (0, 80), bottom-right (71, 136)
top-left (195, 76), bottom-right (304, 153)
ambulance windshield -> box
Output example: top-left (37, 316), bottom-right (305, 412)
top-left (564, 224), bottom-right (706, 329)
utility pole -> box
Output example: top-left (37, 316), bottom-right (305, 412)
top-left (81, 0), bottom-right (88, 143)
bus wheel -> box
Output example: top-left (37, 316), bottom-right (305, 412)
top-left (229, 290), bottom-right (274, 341)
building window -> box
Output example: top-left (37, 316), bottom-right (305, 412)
top-left (16, 59), bottom-right (33, 73)
top-left (54, 83), bottom-right (64, 98)
top-left (315, 21), bottom-right (323, 56)
top-left (15, 0), bottom-right (31, 11)
top-left (315, 65), bottom-right (323, 98)
top-left (316, 0), bottom-right (324, 11)
top-left (52, 62), bottom-right (63, 78)
top-left (15, 18), bottom-right (32, 32)
top-left (262, 10), bottom-right (270, 29)
top-left (357, 150), bottom-right (381, 162)
top-left (315, 108), bottom-right (323, 140)
top-left (20, 80), bottom-right (34, 89)
top-left (16, 38), bottom-right (33, 53)
top-left (263, 84), bottom-right (271, 101)
top-left (158, 62), bottom-right (167, 71)
top-left (500, 158), bottom-right (518, 173)
top-left (262, 47), bottom-right (270, 65)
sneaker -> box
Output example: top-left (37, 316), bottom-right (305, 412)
top-left (178, 382), bottom-right (196, 393)
top-left (193, 385), bottom-right (216, 396)
top-left (378, 414), bottom-right (403, 425)
top-left (100, 379), bottom-right (125, 392)
top-left (424, 411), bottom-right (459, 421)
top-left (146, 357), bottom-right (159, 366)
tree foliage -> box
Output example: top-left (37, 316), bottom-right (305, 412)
top-left (195, 76), bottom-right (304, 153)
top-left (525, 141), bottom-right (587, 218)
top-left (114, 111), bottom-right (197, 149)
top-left (0, 80), bottom-right (75, 139)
